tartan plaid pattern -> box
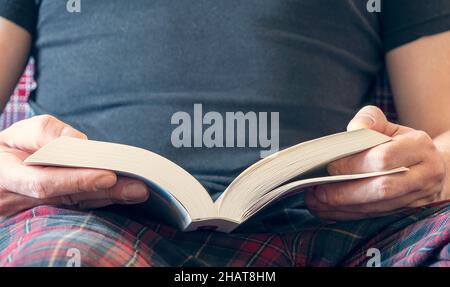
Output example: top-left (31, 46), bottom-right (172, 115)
top-left (1, 63), bottom-right (449, 266)
top-left (1, 200), bottom-right (450, 267)
top-left (0, 59), bottom-right (35, 130)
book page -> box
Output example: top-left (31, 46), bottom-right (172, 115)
top-left (240, 167), bottom-right (408, 222)
top-left (217, 129), bottom-right (393, 221)
top-left (25, 137), bottom-right (217, 220)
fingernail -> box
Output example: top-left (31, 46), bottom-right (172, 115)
top-left (123, 183), bottom-right (149, 201)
top-left (95, 174), bottom-right (116, 190)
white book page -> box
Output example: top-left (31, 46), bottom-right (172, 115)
top-left (25, 137), bottom-right (216, 220)
top-left (241, 167), bottom-right (409, 222)
top-left (217, 129), bottom-right (392, 220)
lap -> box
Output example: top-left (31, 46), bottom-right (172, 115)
top-left (1, 197), bottom-right (450, 267)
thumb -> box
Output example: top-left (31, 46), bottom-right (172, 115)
top-left (0, 115), bottom-right (87, 152)
top-left (347, 106), bottom-right (411, 136)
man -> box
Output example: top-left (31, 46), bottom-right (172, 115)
top-left (0, 0), bottom-right (450, 266)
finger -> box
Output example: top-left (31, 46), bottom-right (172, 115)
top-left (352, 190), bottom-right (439, 213)
top-left (305, 191), bottom-right (401, 221)
top-left (307, 186), bottom-right (438, 215)
top-left (0, 150), bottom-right (117, 199)
top-left (327, 131), bottom-right (433, 175)
top-left (0, 115), bottom-right (87, 153)
top-left (347, 105), bottom-right (413, 136)
top-left (0, 189), bottom-right (43, 218)
top-left (60, 177), bottom-right (150, 206)
top-left (307, 200), bottom-right (369, 221)
top-left (407, 194), bottom-right (440, 208)
top-left (312, 163), bottom-right (433, 206)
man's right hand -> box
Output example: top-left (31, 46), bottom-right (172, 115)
top-left (0, 115), bottom-right (150, 219)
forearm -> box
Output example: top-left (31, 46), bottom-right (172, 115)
top-left (0, 17), bottom-right (31, 111)
top-left (386, 31), bottom-right (450, 201)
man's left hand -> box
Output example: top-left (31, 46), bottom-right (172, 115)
top-left (305, 105), bottom-right (449, 220)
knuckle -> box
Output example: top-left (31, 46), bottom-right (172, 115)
top-left (326, 190), bottom-right (345, 206)
top-left (28, 178), bottom-right (49, 199)
top-left (70, 173), bottom-right (95, 193)
top-left (368, 148), bottom-right (391, 170)
top-left (415, 130), bottom-right (431, 141)
top-left (36, 114), bottom-right (57, 129)
top-left (372, 177), bottom-right (392, 200)
top-left (35, 115), bottom-right (62, 136)
top-left (326, 197), bottom-right (340, 206)
top-left (414, 130), bottom-right (433, 147)
top-left (74, 175), bottom-right (89, 192)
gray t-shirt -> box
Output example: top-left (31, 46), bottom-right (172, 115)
top-left (1, 0), bottom-right (450, 194)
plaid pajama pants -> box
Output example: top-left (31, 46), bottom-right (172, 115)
top-left (1, 61), bottom-right (450, 266)
top-left (1, 198), bottom-right (450, 267)
top-left (0, 61), bottom-right (35, 130)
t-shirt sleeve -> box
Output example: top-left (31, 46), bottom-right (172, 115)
top-left (0, 0), bottom-right (37, 36)
top-left (381, 0), bottom-right (450, 52)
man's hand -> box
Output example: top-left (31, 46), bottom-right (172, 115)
top-left (305, 106), bottom-right (449, 221)
top-left (0, 115), bottom-right (150, 219)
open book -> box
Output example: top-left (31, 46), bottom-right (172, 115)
top-left (25, 129), bottom-right (407, 233)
